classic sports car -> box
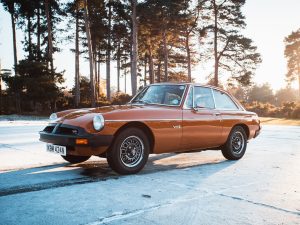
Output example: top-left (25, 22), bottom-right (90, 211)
top-left (40, 83), bottom-right (261, 174)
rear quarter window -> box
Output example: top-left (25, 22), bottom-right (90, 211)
top-left (213, 89), bottom-right (239, 110)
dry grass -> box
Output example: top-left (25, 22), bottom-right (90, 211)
top-left (260, 117), bottom-right (300, 126)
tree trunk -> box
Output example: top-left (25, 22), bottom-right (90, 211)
top-left (185, 33), bottom-right (192, 82)
top-left (117, 46), bottom-right (121, 92)
top-left (163, 29), bottom-right (168, 82)
top-left (94, 52), bottom-right (98, 100)
top-left (45, 0), bottom-right (54, 73)
top-left (144, 55), bottom-right (147, 87)
top-left (83, 0), bottom-right (96, 107)
top-left (97, 56), bottom-right (101, 95)
top-left (131, 0), bottom-right (138, 96)
top-left (27, 15), bottom-right (33, 60)
top-left (148, 46), bottom-right (154, 84)
top-left (11, 11), bottom-right (17, 74)
top-left (95, 53), bottom-right (97, 86)
top-left (37, 3), bottom-right (41, 59)
top-left (94, 53), bottom-right (97, 84)
top-left (157, 60), bottom-right (161, 83)
top-left (124, 59), bottom-right (127, 94)
top-left (106, 1), bottom-right (112, 100)
top-left (213, 0), bottom-right (219, 86)
top-left (75, 9), bottom-right (80, 107)
top-left (11, 9), bottom-right (19, 113)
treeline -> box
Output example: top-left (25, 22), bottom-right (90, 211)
top-left (0, 0), bottom-right (263, 114)
top-left (229, 83), bottom-right (300, 119)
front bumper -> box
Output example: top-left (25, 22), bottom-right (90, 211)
top-left (39, 123), bottom-right (113, 148)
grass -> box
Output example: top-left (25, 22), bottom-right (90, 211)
top-left (260, 117), bottom-right (300, 126)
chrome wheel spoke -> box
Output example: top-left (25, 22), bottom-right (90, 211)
top-left (120, 136), bottom-right (144, 168)
top-left (231, 131), bottom-right (245, 154)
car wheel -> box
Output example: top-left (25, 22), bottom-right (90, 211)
top-left (107, 127), bottom-right (150, 175)
top-left (61, 155), bottom-right (90, 164)
top-left (221, 126), bottom-right (247, 160)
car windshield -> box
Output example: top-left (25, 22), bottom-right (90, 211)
top-left (131, 85), bottom-right (186, 106)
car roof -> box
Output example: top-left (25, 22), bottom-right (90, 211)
top-left (148, 82), bottom-right (226, 92)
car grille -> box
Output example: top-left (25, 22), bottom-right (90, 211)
top-left (56, 127), bottom-right (78, 135)
top-left (43, 124), bottom-right (78, 135)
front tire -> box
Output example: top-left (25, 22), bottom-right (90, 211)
top-left (107, 128), bottom-right (150, 175)
top-left (61, 155), bottom-right (90, 164)
top-left (221, 126), bottom-right (247, 160)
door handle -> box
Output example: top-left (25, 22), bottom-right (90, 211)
top-left (214, 112), bottom-right (221, 116)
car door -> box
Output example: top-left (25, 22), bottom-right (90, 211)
top-left (181, 86), bottom-right (223, 150)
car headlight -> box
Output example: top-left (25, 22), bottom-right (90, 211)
top-left (93, 114), bottom-right (105, 131)
top-left (49, 113), bottom-right (58, 121)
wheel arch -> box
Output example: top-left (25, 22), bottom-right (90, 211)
top-left (112, 121), bottom-right (155, 153)
top-left (233, 123), bottom-right (250, 139)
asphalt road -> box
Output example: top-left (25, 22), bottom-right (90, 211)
top-left (0, 122), bottom-right (299, 225)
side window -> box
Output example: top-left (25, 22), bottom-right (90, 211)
top-left (193, 87), bottom-right (215, 109)
top-left (213, 89), bottom-right (239, 110)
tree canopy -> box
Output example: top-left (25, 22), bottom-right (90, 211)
top-left (284, 28), bottom-right (300, 96)
top-left (0, 0), bottom-right (263, 113)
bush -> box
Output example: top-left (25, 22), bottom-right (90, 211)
top-left (291, 105), bottom-right (300, 119)
top-left (111, 92), bottom-right (132, 105)
top-left (245, 101), bottom-right (300, 119)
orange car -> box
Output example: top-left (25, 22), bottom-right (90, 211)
top-left (40, 83), bottom-right (261, 174)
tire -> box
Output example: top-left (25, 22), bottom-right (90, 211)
top-left (221, 126), bottom-right (247, 160)
top-left (107, 127), bottom-right (150, 175)
top-left (61, 155), bottom-right (90, 164)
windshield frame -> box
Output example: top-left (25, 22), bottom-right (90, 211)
top-left (130, 84), bottom-right (188, 107)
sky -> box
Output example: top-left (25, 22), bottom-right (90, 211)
top-left (0, 0), bottom-right (300, 93)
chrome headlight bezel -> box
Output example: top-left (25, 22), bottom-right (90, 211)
top-left (49, 113), bottom-right (58, 121)
top-left (93, 114), bottom-right (105, 131)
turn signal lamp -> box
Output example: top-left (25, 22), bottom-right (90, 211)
top-left (76, 139), bottom-right (88, 145)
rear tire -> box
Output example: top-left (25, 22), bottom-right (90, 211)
top-left (61, 155), bottom-right (90, 164)
top-left (221, 126), bottom-right (247, 160)
top-left (107, 127), bottom-right (150, 175)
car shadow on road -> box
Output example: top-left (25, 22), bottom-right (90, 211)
top-left (0, 152), bottom-right (236, 197)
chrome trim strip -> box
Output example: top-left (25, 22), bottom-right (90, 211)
top-left (106, 119), bottom-right (182, 122)
top-left (106, 118), bottom-right (225, 122)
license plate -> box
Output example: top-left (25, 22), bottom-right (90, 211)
top-left (46, 143), bottom-right (67, 156)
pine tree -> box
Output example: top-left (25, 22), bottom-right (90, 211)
top-left (81, 0), bottom-right (96, 106)
top-left (284, 29), bottom-right (300, 96)
top-left (201, 0), bottom-right (261, 86)
top-left (131, 0), bottom-right (138, 95)
top-left (65, 1), bottom-right (85, 107)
